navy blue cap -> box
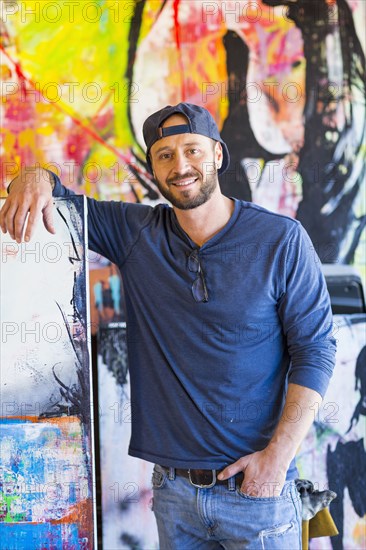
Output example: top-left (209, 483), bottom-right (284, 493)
top-left (143, 103), bottom-right (230, 175)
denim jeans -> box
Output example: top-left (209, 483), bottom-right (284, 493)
top-left (151, 465), bottom-right (302, 550)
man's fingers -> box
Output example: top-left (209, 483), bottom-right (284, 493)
top-left (42, 201), bottom-right (56, 236)
top-left (1, 197), bottom-right (53, 242)
top-left (218, 458), bottom-right (247, 480)
top-left (25, 209), bottom-right (42, 242)
top-left (4, 203), bottom-right (19, 240)
top-left (23, 200), bottom-right (56, 242)
top-left (14, 205), bottom-right (33, 243)
top-left (2, 167), bottom-right (54, 241)
top-left (0, 200), bottom-right (11, 233)
top-left (240, 479), bottom-right (260, 496)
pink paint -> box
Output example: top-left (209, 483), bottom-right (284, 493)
top-left (173, 0), bottom-right (186, 101)
top-left (0, 45), bottom-right (147, 179)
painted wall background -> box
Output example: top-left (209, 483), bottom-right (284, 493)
top-left (297, 314), bottom-right (366, 550)
top-left (97, 324), bottom-right (158, 550)
top-left (0, 0), bottom-right (365, 276)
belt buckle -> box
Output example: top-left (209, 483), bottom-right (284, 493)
top-left (188, 469), bottom-right (217, 488)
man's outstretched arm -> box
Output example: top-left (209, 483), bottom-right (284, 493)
top-left (0, 167), bottom-right (55, 242)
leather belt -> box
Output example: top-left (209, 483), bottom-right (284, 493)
top-left (163, 467), bottom-right (244, 489)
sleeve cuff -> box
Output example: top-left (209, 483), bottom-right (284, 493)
top-left (46, 170), bottom-right (62, 196)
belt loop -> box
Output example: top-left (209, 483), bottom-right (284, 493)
top-left (168, 467), bottom-right (175, 481)
top-left (228, 475), bottom-right (236, 491)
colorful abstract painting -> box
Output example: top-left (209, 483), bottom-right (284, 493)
top-left (0, 0), bottom-right (365, 278)
top-left (297, 314), bottom-right (366, 550)
top-left (0, 197), bottom-right (97, 549)
top-left (97, 324), bottom-right (158, 549)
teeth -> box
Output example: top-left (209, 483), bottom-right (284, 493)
top-left (174, 179), bottom-right (196, 186)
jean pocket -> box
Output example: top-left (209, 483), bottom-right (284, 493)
top-left (236, 488), bottom-right (287, 502)
top-left (260, 521), bottom-right (300, 549)
top-left (237, 480), bottom-right (295, 502)
top-left (151, 464), bottom-right (168, 489)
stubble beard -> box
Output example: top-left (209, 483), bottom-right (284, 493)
top-left (155, 169), bottom-right (219, 210)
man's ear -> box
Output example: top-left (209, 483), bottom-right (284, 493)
top-left (215, 142), bottom-right (223, 169)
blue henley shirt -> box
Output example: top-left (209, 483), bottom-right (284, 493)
top-left (53, 175), bottom-right (336, 479)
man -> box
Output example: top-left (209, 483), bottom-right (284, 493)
top-left (0, 103), bottom-right (336, 549)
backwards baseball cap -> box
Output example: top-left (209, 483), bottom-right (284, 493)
top-left (143, 102), bottom-right (230, 175)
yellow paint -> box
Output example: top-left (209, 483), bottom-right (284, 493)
top-left (2, 131), bottom-right (16, 151)
top-left (35, 125), bottom-right (54, 136)
top-left (353, 520), bottom-right (366, 547)
top-left (18, 128), bottom-right (36, 149)
top-left (11, 0), bottom-right (132, 139)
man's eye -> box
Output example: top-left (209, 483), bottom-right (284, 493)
top-left (189, 149), bottom-right (199, 155)
top-left (159, 153), bottom-right (171, 160)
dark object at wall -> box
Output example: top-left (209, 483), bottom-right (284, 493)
top-left (322, 264), bottom-right (366, 314)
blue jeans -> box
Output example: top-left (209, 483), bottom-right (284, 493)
top-left (151, 465), bottom-right (302, 549)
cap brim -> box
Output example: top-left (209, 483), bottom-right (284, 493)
top-left (218, 140), bottom-right (230, 175)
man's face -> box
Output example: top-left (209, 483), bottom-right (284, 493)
top-left (149, 114), bottom-right (223, 210)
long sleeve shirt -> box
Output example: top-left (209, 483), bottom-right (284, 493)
top-left (53, 175), bottom-right (336, 478)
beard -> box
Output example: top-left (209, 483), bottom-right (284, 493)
top-left (155, 168), bottom-right (219, 210)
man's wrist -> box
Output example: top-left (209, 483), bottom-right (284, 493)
top-left (45, 169), bottom-right (56, 191)
top-left (265, 438), bottom-right (295, 468)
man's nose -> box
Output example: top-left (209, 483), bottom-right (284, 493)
top-left (172, 151), bottom-right (189, 173)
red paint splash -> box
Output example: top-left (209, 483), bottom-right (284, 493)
top-left (0, 45), bottom-right (145, 176)
top-left (173, 0), bottom-right (186, 101)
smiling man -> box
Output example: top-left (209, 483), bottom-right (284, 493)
top-left (148, 112), bottom-right (222, 210)
top-left (1, 103), bottom-right (336, 549)
top-left (143, 104), bottom-right (235, 249)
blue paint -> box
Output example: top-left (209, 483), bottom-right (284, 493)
top-left (0, 421), bottom-right (84, 529)
top-left (0, 418), bottom-right (33, 425)
top-left (0, 522), bottom-right (81, 549)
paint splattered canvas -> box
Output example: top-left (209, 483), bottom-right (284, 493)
top-left (297, 314), bottom-right (366, 549)
top-left (97, 324), bottom-right (158, 549)
top-left (0, 197), bottom-right (97, 549)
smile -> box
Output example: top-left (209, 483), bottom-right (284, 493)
top-left (171, 178), bottom-right (198, 187)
